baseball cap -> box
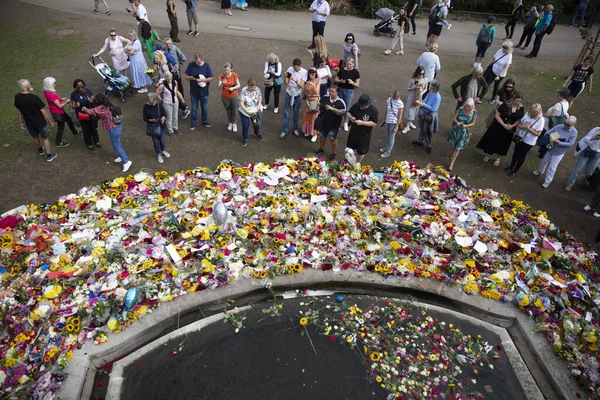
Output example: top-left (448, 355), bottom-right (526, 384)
top-left (358, 94), bottom-right (371, 106)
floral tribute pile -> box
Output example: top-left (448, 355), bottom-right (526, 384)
top-left (299, 297), bottom-right (502, 399)
top-left (0, 158), bottom-right (598, 398)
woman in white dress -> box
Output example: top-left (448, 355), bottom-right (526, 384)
top-left (402, 66), bottom-right (428, 134)
top-left (93, 29), bottom-right (131, 76)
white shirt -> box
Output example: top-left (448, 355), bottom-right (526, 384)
top-left (416, 52), bottom-right (441, 82)
top-left (575, 127), bottom-right (600, 155)
top-left (310, 0), bottom-right (330, 22)
top-left (518, 113), bottom-right (545, 145)
top-left (544, 100), bottom-right (569, 130)
top-left (316, 65), bottom-right (331, 83)
top-left (136, 4), bottom-right (149, 25)
top-left (286, 66), bottom-right (308, 97)
top-left (491, 49), bottom-right (512, 77)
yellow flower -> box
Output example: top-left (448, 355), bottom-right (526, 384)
top-left (299, 317), bottom-right (308, 326)
top-left (376, 376), bottom-right (383, 383)
top-left (370, 352), bottom-right (381, 361)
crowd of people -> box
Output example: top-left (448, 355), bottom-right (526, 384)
top-left (13, 0), bottom-right (600, 215)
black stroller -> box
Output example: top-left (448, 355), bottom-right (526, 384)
top-left (89, 56), bottom-right (132, 102)
top-left (374, 8), bottom-right (399, 37)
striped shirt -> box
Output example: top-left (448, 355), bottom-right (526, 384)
top-left (385, 97), bottom-right (404, 124)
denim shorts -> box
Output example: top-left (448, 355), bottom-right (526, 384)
top-left (27, 124), bottom-right (51, 139)
top-left (320, 128), bottom-right (339, 140)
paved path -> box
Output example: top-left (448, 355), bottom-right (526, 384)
top-left (24, 0), bottom-right (583, 59)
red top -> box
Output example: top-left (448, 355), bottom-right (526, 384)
top-left (90, 105), bottom-right (116, 131)
top-left (44, 91), bottom-right (64, 114)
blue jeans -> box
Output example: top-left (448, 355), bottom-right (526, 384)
top-left (571, 4), bottom-right (587, 26)
top-left (282, 92), bottom-right (301, 133)
top-left (567, 151), bottom-right (600, 187)
top-left (239, 111), bottom-right (261, 141)
top-left (109, 124), bottom-right (128, 163)
top-left (339, 88), bottom-right (354, 123)
top-left (475, 41), bottom-right (491, 59)
top-left (384, 123), bottom-right (397, 154)
top-left (190, 94), bottom-right (209, 127)
top-left (152, 124), bottom-right (166, 155)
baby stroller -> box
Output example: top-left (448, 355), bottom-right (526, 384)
top-left (89, 56), bottom-right (132, 102)
top-left (374, 8), bottom-right (399, 37)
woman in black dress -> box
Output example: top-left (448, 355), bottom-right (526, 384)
top-left (477, 91), bottom-right (524, 167)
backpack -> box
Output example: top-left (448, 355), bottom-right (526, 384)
top-left (402, 16), bottom-right (410, 33)
top-left (478, 24), bottom-right (492, 43)
top-left (545, 13), bottom-right (557, 35)
top-left (429, 5), bottom-right (443, 24)
top-left (111, 106), bottom-right (123, 124)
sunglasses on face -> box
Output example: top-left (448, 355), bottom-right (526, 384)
top-left (110, 34), bottom-right (117, 37)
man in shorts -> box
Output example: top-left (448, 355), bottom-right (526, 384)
top-left (184, 0), bottom-right (199, 37)
top-left (426, 0), bottom-right (449, 46)
top-left (14, 79), bottom-right (57, 162)
top-left (316, 86), bottom-right (346, 160)
top-left (346, 93), bottom-right (378, 163)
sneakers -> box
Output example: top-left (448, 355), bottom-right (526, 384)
top-left (193, 31), bottom-right (199, 37)
top-left (106, 10), bottom-right (111, 15)
top-left (493, 158), bottom-right (501, 167)
top-left (157, 155), bottom-right (164, 164)
top-left (228, 123), bottom-right (233, 131)
top-left (255, 134), bottom-right (263, 141)
top-left (408, 32), bottom-right (416, 36)
top-left (182, 109), bottom-right (190, 119)
top-left (383, 49), bottom-right (392, 55)
top-left (395, 50), bottom-right (404, 55)
top-left (114, 157), bottom-right (122, 163)
top-left (343, 122), bottom-right (349, 132)
top-left (594, 212), bottom-right (600, 218)
top-left (95, 142), bottom-right (102, 148)
top-left (94, 9), bottom-right (99, 14)
top-left (293, 130), bottom-right (299, 137)
top-left (46, 152), bottom-right (57, 162)
top-left (162, 150), bottom-right (171, 158)
top-left (381, 152), bottom-right (391, 158)
top-left (38, 146), bottom-right (45, 156)
top-left (401, 126), bottom-right (411, 135)
top-left (87, 145), bottom-right (95, 151)
top-left (263, 103), bottom-right (269, 110)
top-left (541, 182), bottom-right (550, 188)
top-left (190, 125), bottom-right (196, 131)
top-left (488, 99), bottom-right (496, 104)
top-left (380, 148), bottom-right (387, 153)
top-left (187, 30), bottom-right (193, 35)
top-left (446, 24), bottom-right (452, 31)
top-left (274, 107), bottom-right (279, 114)
top-left (303, 132), bottom-right (311, 138)
top-left (242, 140), bottom-right (248, 147)
top-left (584, 205), bottom-right (593, 211)
top-left (137, 88), bottom-right (148, 94)
top-left (73, 130), bottom-right (83, 136)
top-left (174, 130), bottom-right (183, 136)
top-left (279, 132), bottom-right (287, 139)
top-left (311, 135), bottom-right (317, 142)
top-left (532, 170), bottom-right (541, 176)
top-left (411, 140), bottom-right (423, 146)
top-left (316, 148), bottom-right (325, 155)
top-left (204, 122), bottom-right (211, 128)
top-left (330, 152), bottom-right (337, 160)
top-left (123, 160), bottom-right (132, 172)
top-left (565, 185), bottom-right (573, 192)
top-left (409, 122), bottom-right (416, 129)
top-left (483, 156), bottom-right (490, 162)
top-left (227, 9), bottom-right (233, 15)
top-left (56, 142), bottom-right (70, 147)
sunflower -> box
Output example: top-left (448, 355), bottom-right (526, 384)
top-left (375, 376), bottom-right (383, 383)
top-left (370, 352), bottom-right (381, 361)
top-left (299, 317), bottom-right (308, 326)
top-left (475, 191), bottom-right (483, 198)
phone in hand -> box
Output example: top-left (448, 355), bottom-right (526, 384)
top-left (286, 72), bottom-right (292, 78)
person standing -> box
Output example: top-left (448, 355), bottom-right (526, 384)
top-left (316, 86), bottom-right (346, 160)
top-left (447, 98), bottom-right (478, 171)
top-left (70, 79), bottom-right (101, 150)
top-left (342, 33), bottom-right (360, 68)
top-left (416, 43), bottom-right (441, 82)
top-left (162, 38), bottom-right (189, 118)
top-left (140, 21), bottom-right (161, 61)
top-left (526, 5), bottom-right (553, 58)
top-left (564, 55), bottom-right (594, 106)
top-left (505, 0), bottom-right (524, 39)
top-left (584, 186), bottom-right (600, 217)
top-left (516, 5), bottom-right (542, 51)
top-left (384, 8), bottom-right (408, 55)
top-left (477, 92), bottom-right (524, 166)
top-left (184, 0), bottom-right (199, 37)
top-left (94, 0), bottom-right (111, 15)
top-left (238, 79), bottom-right (263, 146)
top-left (411, 80), bottom-right (442, 153)
top-left (14, 79), bottom-right (57, 162)
top-left (407, 0), bottom-right (418, 36)
top-left (125, 30), bottom-right (152, 94)
top-left (451, 66), bottom-right (489, 109)
top-left (166, 0), bottom-right (180, 42)
top-left (474, 16), bottom-right (496, 67)
top-left (533, 116), bottom-right (577, 188)
top-left (380, 90), bottom-right (404, 158)
top-left (43, 77), bottom-right (81, 148)
top-left (302, 67), bottom-right (322, 142)
top-left (426, 0), bottom-right (449, 47)
top-left (483, 41), bottom-right (513, 103)
top-left (218, 62), bottom-right (241, 133)
top-left (222, 0), bottom-right (233, 15)
top-left (334, 58), bottom-right (360, 132)
top-left (566, 127), bottom-right (600, 191)
top-left (81, 93), bottom-right (132, 172)
top-left (308, 0), bottom-right (330, 49)
top-left (128, 0), bottom-right (149, 41)
top-left (143, 92), bottom-right (171, 163)
top-left (316, 57), bottom-right (332, 98)
top-left (401, 66), bottom-right (427, 135)
top-left (280, 58), bottom-right (308, 139)
top-left (156, 71), bottom-right (186, 136)
top-left (264, 53), bottom-right (283, 113)
top-left (570, 0), bottom-right (589, 28)
top-left (505, 103), bottom-right (544, 175)
top-left (346, 94), bottom-right (379, 164)
top-left (185, 53), bottom-right (213, 130)
top-left (93, 30), bottom-right (131, 77)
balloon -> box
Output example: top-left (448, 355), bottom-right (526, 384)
top-left (124, 288), bottom-right (140, 310)
top-left (213, 201), bottom-right (228, 225)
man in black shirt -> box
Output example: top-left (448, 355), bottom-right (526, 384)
top-left (346, 93), bottom-right (378, 163)
top-left (316, 86), bottom-right (346, 160)
top-left (406, 0), bottom-right (418, 36)
top-left (14, 79), bottom-right (57, 162)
